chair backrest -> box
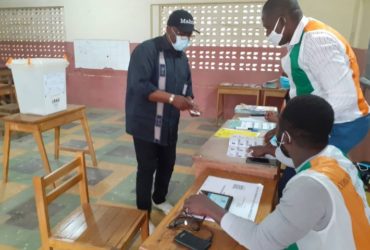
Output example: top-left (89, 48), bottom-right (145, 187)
top-left (33, 153), bottom-right (89, 242)
top-left (0, 69), bottom-right (13, 85)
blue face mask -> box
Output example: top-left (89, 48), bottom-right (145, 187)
top-left (171, 28), bottom-right (190, 51)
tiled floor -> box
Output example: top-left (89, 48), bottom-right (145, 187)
top-left (0, 107), bottom-right (218, 250)
top-left (0, 108), bottom-right (369, 250)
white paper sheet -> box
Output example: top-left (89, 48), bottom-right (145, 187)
top-left (43, 72), bottom-right (66, 96)
top-left (227, 135), bottom-right (264, 158)
top-left (74, 39), bottom-right (130, 70)
top-left (199, 176), bottom-right (264, 221)
top-left (236, 117), bottom-right (276, 131)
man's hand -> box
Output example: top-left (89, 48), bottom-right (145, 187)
top-left (264, 127), bottom-right (277, 143)
top-left (172, 95), bottom-right (193, 111)
top-left (265, 111), bottom-right (278, 123)
top-left (183, 194), bottom-right (226, 224)
top-left (189, 103), bottom-right (201, 117)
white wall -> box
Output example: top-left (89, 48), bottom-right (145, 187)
top-left (353, 0), bottom-right (370, 50)
top-left (300, 0), bottom-right (357, 43)
top-left (0, 0), bottom-right (369, 48)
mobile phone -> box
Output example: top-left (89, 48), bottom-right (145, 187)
top-left (201, 190), bottom-right (233, 211)
top-left (246, 157), bottom-right (270, 164)
top-left (175, 230), bottom-right (211, 250)
top-left (190, 110), bottom-right (201, 116)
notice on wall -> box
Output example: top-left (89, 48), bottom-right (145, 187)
top-left (43, 72), bottom-right (66, 96)
top-left (74, 39), bottom-right (130, 70)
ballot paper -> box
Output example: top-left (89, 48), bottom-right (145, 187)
top-left (198, 176), bottom-right (264, 221)
top-left (237, 117), bottom-right (276, 131)
top-left (214, 128), bottom-right (260, 138)
top-left (227, 135), bottom-right (264, 158)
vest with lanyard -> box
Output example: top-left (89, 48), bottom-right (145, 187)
top-left (287, 19), bottom-right (368, 118)
top-left (154, 51), bottom-right (188, 143)
top-left (285, 146), bottom-right (370, 250)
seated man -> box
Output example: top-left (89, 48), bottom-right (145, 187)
top-left (184, 95), bottom-right (370, 250)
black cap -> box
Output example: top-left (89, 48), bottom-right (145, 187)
top-left (167, 9), bottom-right (200, 34)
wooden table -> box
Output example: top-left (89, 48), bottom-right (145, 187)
top-left (193, 118), bottom-right (278, 180)
top-left (216, 84), bottom-right (287, 125)
top-left (2, 104), bottom-right (97, 183)
top-left (216, 84), bottom-right (260, 125)
top-left (262, 88), bottom-right (287, 106)
top-left (140, 168), bottom-right (278, 250)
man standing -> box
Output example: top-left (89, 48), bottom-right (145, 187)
top-left (250, 0), bottom-right (370, 195)
top-left (125, 9), bottom-right (200, 225)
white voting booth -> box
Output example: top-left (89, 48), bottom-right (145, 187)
top-left (7, 58), bottom-right (69, 116)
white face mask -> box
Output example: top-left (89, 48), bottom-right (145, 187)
top-left (274, 132), bottom-right (295, 167)
top-left (171, 28), bottom-right (190, 51)
top-left (275, 146), bottom-right (295, 168)
top-left (266, 17), bottom-right (285, 46)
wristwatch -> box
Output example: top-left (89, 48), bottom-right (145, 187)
top-left (169, 94), bottom-right (175, 104)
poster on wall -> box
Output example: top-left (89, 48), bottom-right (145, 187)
top-left (73, 39), bottom-right (130, 70)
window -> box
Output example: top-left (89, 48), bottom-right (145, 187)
top-left (0, 7), bottom-right (66, 61)
top-left (152, 2), bottom-right (281, 72)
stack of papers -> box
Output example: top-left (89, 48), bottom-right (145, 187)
top-left (220, 83), bottom-right (261, 88)
top-left (234, 104), bottom-right (278, 116)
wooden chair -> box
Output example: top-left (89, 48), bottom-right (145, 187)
top-left (33, 153), bottom-right (149, 250)
top-left (0, 83), bottom-right (18, 115)
top-left (0, 68), bottom-right (17, 104)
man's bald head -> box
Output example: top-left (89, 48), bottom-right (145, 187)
top-left (263, 0), bottom-right (301, 18)
top-left (262, 0), bottom-right (303, 46)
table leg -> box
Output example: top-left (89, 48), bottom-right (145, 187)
top-left (141, 212), bottom-right (149, 240)
top-left (81, 112), bottom-right (98, 167)
top-left (33, 130), bottom-right (52, 174)
top-left (2, 123), bottom-right (11, 183)
top-left (216, 92), bottom-right (223, 125)
top-left (54, 126), bottom-right (60, 160)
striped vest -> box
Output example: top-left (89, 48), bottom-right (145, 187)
top-left (282, 18), bottom-right (369, 123)
top-left (286, 146), bottom-right (370, 250)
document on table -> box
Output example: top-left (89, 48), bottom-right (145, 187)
top-left (198, 176), bottom-right (264, 221)
top-left (227, 135), bottom-right (264, 158)
top-left (214, 128), bottom-right (259, 138)
top-left (237, 117), bottom-right (276, 131)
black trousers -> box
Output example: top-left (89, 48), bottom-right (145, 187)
top-left (133, 137), bottom-right (176, 211)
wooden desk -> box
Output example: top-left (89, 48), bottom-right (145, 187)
top-left (262, 88), bottom-right (287, 107)
top-left (140, 168), bottom-right (278, 250)
top-left (193, 119), bottom-right (278, 180)
top-left (2, 104), bottom-right (97, 183)
top-left (216, 84), bottom-right (260, 125)
top-left (216, 84), bottom-right (287, 125)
